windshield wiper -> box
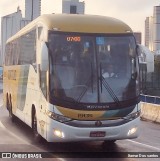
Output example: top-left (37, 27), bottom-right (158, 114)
top-left (76, 62), bottom-right (94, 102)
top-left (101, 76), bottom-right (120, 103)
top-left (100, 63), bottom-right (120, 104)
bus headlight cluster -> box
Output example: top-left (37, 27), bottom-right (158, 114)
top-left (53, 129), bottom-right (65, 138)
top-left (127, 127), bottom-right (137, 136)
top-left (47, 111), bottom-right (72, 123)
top-left (123, 111), bottom-right (141, 121)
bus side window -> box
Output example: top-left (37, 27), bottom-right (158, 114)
top-left (18, 29), bottom-right (37, 70)
top-left (5, 43), bottom-right (11, 66)
top-left (12, 40), bottom-right (19, 65)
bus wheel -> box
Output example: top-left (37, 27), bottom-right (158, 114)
top-left (32, 112), bottom-right (41, 143)
top-left (103, 140), bottom-right (116, 144)
top-left (6, 95), bottom-right (9, 110)
top-left (8, 96), bottom-right (15, 122)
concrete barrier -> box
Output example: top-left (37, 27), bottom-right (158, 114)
top-left (140, 102), bottom-right (160, 123)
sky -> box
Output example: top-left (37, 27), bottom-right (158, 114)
top-left (0, 0), bottom-right (160, 44)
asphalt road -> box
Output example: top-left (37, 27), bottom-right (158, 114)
top-left (0, 81), bottom-right (160, 160)
top-left (0, 80), bottom-right (2, 93)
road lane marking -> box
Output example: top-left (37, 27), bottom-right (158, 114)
top-left (0, 121), bottom-right (5, 129)
top-left (0, 121), bottom-right (29, 145)
top-left (127, 139), bottom-right (160, 151)
top-left (56, 159), bottom-right (65, 161)
top-left (0, 93), bottom-right (3, 107)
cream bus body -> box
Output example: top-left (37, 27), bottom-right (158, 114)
top-left (3, 14), bottom-right (140, 142)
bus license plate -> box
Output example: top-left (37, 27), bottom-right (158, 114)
top-left (90, 131), bottom-right (106, 137)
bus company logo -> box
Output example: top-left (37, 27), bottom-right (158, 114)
top-left (95, 121), bottom-right (102, 127)
top-left (2, 153), bottom-right (12, 158)
top-left (86, 105), bottom-right (110, 109)
top-left (8, 70), bottom-right (16, 80)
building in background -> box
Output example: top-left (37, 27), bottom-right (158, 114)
top-left (1, 8), bottom-right (25, 65)
top-left (145, 17), bottom-right (149, 48)
top-left (153, 5), bottom-right (160, 53)
top-left (134, 32), bottom-right (142, 44)
top-left (145, 5), bottom-right (160, 53)
top-left (145, 17), bottom-right (154, 51)
top-left (145, 17), bottom-right (149, 47)
top-left (0, 0), bottom-right (41, 66)
top-left (25, 0), bottom-right (41, 20)
top-left (149, 17), bottom-right (154, 51)
top-left (0, 0), bottom-right (85, 65)
top-left (0, 45), bottom-right (1, 66)
top-left (62, 0), bottom-right (85, 14)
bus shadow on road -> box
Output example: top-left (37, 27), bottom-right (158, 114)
top-left (42, 140), bottom-right (124, 158)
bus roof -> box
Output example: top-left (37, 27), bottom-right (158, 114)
top-left (7, 14), bottom-right (133, 42)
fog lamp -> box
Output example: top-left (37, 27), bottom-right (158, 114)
top-left (127, 127), bottom-right (137, 136)
top-left (53, 129), bottom-right (65, 138)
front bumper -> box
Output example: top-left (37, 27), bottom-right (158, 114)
top-left (46, 117), bottom-right (140, 142)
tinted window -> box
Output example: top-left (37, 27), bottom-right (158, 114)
top-left (18, 30), bottom-right (36, 65)
top-left (5, 29), bottom-right (36, 66)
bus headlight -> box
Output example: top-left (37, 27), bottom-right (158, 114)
top-left (53, 129), bottom-right (65, 138)
top-left (47, 111), bottom-right (72, 123)
top-left (123, 111), bottom-right (141, 121)
top-left (128, 127), bottom-right (137, 136)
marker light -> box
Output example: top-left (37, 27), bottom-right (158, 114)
top-left (53, 129), bottom-right (65, 138)
top-left (53, 28), bottom-right (59, 31)
top-left (127, 127), bottom-right (137, 136)
top-left (126, 30), bottom-right (131, 33)
top-left (123, 111), bottom-right (141, 121)
top-left (47, 111), bottom-right (72, 123)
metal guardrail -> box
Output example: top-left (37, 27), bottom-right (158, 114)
top-left (140, 94), bottom-right (160, 104)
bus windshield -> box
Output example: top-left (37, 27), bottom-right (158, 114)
top-left (48, 32), bottom-right (139, 106)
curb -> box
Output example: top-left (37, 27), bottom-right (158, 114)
top-left (140, 102), bottom-right (160, 123)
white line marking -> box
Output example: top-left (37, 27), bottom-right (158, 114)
top-left (0, 121), bottom-right (5, 129)
top-left (57, 159), bottom-right (66, 161)
top-left (0, 121), bottom-right (29, 145)
top-left (0, 93), bottom-right (3, 107)
top-left (127, 139), bottom-right (160, 151)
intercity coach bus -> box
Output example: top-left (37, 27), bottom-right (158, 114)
top-left (3, 14), bottom-right (140, 143)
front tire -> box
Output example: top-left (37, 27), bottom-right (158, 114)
top-left (32, 112), bottom-right (42, 143)
top-left (104, 140), bottom-right (116, 144)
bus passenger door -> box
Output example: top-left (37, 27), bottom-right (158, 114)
top-left (36, 27), bottom-right (49, 139)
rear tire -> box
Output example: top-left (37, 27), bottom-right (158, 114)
top-left (7, 95), bottom-right (15, 122)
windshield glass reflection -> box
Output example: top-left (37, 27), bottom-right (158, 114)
top-left (97, 36), bottom-right (139, 103)
top-left (48, 32), bottom-right (139, 105)
top-left (49, 34), bottom-right (98, 103)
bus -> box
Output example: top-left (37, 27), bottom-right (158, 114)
top-left (3, 14), bottom-right (140, 143)
top-left (0, 66), bottom-right (2, 79)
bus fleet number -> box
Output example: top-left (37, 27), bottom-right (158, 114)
top-left (67, 36), bottom-right (81, 42)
